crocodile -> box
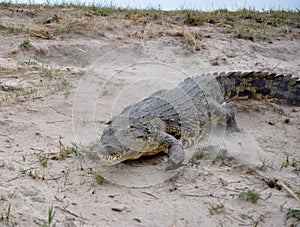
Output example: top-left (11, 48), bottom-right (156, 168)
top-left (99, 71), bottom-right (300, 171)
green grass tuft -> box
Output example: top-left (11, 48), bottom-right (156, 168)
top-left (238, 189), bottom-right (260, 203)
top-left (58, 136), bottom-right (80, 160)
top-left (20, 38), bottom-right (31, 49)
top-left (95, 172), bottom-right (109, 184)
top-left (285, 209), bottom-right (300, 225)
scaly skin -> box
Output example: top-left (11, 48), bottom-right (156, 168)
top-left (99, 71), bottom-right (300, 171)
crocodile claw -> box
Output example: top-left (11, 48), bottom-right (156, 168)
top-left (165, 143), bottom-right (185, 172)
top-left (165, 159), bottom-right (184, 171)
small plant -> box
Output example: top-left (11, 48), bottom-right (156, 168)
top-left (56, 76), bottom-right (71, 99)
top-left (221, 27), bottom-right (233, 34)
top-left (6, 204), bottom-right (11, 221)
top-left (39, 65), bottom-right (71, 98)
top-left (53, 26), bottom-right (64, 35)
top-left (19, 168), bottom-right (27, 174)
top-left (40, 65), bottom-right (54, 79)
top-left (183, 30), bottom-right (200, 51)
top-left (184, 11), bottom-right (205, 26)
top-left (8, 26), bottom-right (22, 34)
top-left (281, 155), bottom-right (300, 174)
top-left (191, 151), bottom-right (204, 161)
top-left (93, 8), bottom-right (109, 17)
top-left (40, 205), bottom-right (56, 227)
top-left (285, 209), bottom-right (300, 225)
top-left (22, 59), bottom-right (38, 66)
top-left (7, 164), bottom-right (15, 171)
top-left (28, 169), bottom-right (37, 179)
top-left (21, 154), bottom-right (27, 162)
top-left (20, 38), bottom-right (31, 49)
top-left (208, 203), bottom-right (225, 215)
top-left (47, 206), bottom-right (55, 226)
top-left (235, 27), bottom-right (254, 41)
top-left (257, 157), bottom-right (273, 171)
top-left (281, 154), bottom-right (291, 169)
top-left (238, 189), bottom-right (260, 203)
top-left (0, 194), bottom-right (7, 201)
top-left (38, 154), bottom-right (49, 167)
top-left (95, 172), bottom-right (108, 184)
top-left (291, 159), bottom-right (299, 169)
top-left (58, 136), bottom-right (80, 160)
top-left (1, 204), bottom-right (12, 222)
top-left (54, 195), bottom-right (66, 202)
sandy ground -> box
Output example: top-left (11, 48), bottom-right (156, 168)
top-left (0, 5), bottom-right (300, 227)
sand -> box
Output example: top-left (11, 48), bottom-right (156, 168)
top-left (0, 5), bottom-right (299, 226)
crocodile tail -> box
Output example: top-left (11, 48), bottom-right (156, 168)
top-left (215, 71), bottom-right (300, 106)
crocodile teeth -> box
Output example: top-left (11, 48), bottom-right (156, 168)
top-left (100, 154), bottom-right (122, 162)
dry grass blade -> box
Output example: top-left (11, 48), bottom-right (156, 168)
top-left (278, 181), bottom-right (300, 205)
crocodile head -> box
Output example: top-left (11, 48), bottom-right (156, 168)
top-left (99, 115), bottom-right (161, 166)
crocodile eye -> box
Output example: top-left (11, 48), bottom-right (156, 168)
top-left (124, 147), bottom-right (131, 154)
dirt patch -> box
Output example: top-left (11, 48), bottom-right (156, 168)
top-left (0, 4), bottom-right (299, 226)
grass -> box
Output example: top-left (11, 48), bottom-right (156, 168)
top-left (7, 163), bottom-right (15, 171)
top-left (1, 3), bottom-right (299, 43)
top-left (257, 157), bottom-right (273, 171)
top-left (22, 59), bottom-right (38, 66)
top-left (15, 87), bottom-right (37, 102)
top-left (92, 7), bottom-right (109, 16)
top-left (8, 26), bottom-right (22, 34)
top-left (182, 8), bottom-right (299, 28)
top-left (1, 63), bottom-right (71, 107)
top-left (95, 172), bottom-right (109, 185)
top-left (0, 87), bottom-right (37, 106)
top-left (281, 155), bottom-right (300, 174)
top-left (0, 194), bottom-right (7, 201)
top-left (40, 65), bottom-right (54, 79)
top-left (28, 169), bottom-right (38, 179)
top-left (6, 204), bottom-right (11, 221)
top-left (19, 167), bottom-right (39, 178)
top-left (40, 205), bottom-right (55, 227)
top-left (0, 204), bottom-right (14, 225)
top-left (238, 189), bottom-right (260, 203)
top-left (21, 154), bottom-right (27, 162)
top-left (19, 167), bottom-right (27, 174)
top-left (20, 38), bottom-right (31, 49)
top-left (208, 203), bottom-right (225, 215)
top-left (38, 154), bottom-right (49, 167)
top-left (39, 65), bottom-right (72, 98)
top-left (235, 27), bottom-right (254, 41)
top-left (58, 136), bottom-right (80, 160)
top-left (184, 11), bottom-right (206, 26)
top-left (0, 62), bottom-right (72, 107)
top-left (285, 209), bottom-right (300, 225)
top-left (54, 195), bottom-right (66, 202)
top-left (191, 151), bottom-right (204, 161)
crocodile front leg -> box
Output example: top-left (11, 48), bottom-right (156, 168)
top-left (153, 131), bottom-right (185, 171)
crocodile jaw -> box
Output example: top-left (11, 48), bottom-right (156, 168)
top-left (100, 153), bottom-right (123, 165)
top-left (100, 152), bottom-right (144, 165)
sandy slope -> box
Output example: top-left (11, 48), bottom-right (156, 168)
top-left (0, 5), bottom-right (300, 227)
